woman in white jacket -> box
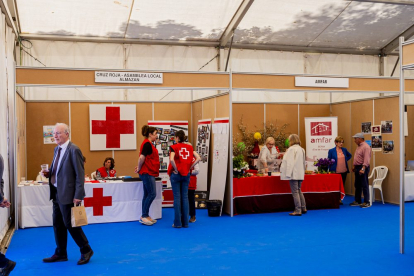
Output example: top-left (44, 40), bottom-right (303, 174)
top-left (280, 134), bottom-right (307, 216)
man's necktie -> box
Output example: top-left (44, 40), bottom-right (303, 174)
top-left (51, 147), bottom-right (62, 185)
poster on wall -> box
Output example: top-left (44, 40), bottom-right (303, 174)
top-left (89, 105), bottom-right (136, 151)
top-left (371, 125), bottom-right (381, 135)
top-left (372, 135), bottom-right (383, 151)
top-left (382, 140), bottom-right (394, 154)
top-left (209, 118), bottom-right (229, 213)
top-left (148, 121), bottom-right (189, 173)
top-left (365, 140), bottom-right (372, 147)
top-left (196, 119), bottom-right (211, 191)
top-left (43, 125), bottom-right (55, 144)
top-left (361, 122), bottom-right (371, 134)
top-left (305, 117), bottom-right (338, 171)
top-left (381, 120), bottom-right (392, 134)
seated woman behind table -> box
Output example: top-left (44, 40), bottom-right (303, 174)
top-left (96, 157), bottom-right (116, 178)
top-left (257, 137), bottom-right (280, 174)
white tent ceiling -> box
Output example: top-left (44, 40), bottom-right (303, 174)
top-left (6, 0), bottom-right (414, 55)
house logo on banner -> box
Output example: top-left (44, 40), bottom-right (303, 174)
top-left (89, 105), bottom-right (136, 151)
top-left (310, 122), bottom-right (332, 136)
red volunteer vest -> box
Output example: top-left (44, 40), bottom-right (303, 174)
top-left (97, 167), bottom-right (116, 177)
top-left (139, 139), bottom-right (160, 177)
top-left (168, 143), bottom-right (194, 176)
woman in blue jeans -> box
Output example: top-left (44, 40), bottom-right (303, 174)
top-left (135, 125), bottom-right (160, 226)
top-left (168, 131), bottom-right (200, 228)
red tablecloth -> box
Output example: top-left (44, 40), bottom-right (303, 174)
top-left (233, 174), bottom-right (345, 215)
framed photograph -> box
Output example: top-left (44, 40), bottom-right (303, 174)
top-left (161, 162), bottom-right (167, 170)
top-left (156, 128), bottom-right (163, 134)
top-left (381, 120), bottom-right (392, 134)
top-left (371, 135), bottom-right (382, 151)
top-left (161, 142), bottom-right (168, 150)
top-left (155, 138), bottom-right (161, 145)
top-left (371, 125), bottom-right (381, 135)
top-left (361, 122), bottom-right (371, 134)
top-left (169, 136), bottom-right (175, 141)
top-left (205, 146), bottom-right (208, 154)
top-left (170, 129), bottom-right (176, 136)
top-left (382, 140), bottom-right (394, 154)
top-left (201, 147), bottom-right (205, 155)
top-left (159, 134), bottom-right (167, 141)
top-left (164, 129), bottom-right (171, 135)
top-left (163, 150), bottom-right (169, 157)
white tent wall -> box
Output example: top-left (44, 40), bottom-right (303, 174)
top-left (0, 13), bottom-right (15, 240)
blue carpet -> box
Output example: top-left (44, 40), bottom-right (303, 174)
top-left (6, 197), bottom-right (414, 276)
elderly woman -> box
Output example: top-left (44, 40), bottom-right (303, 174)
top-left (96, 157), bottom-right (116, 178)
top-left (280, 134), bottom-right (307, 216)
top-left (328, 136), bottom-right (352, 204)
top-left (257, 137), bottom-right (279, 174)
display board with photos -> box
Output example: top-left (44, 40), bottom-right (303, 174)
top-left (148, 121), bottom-right (189, 172)
top-left (196, 119), bottom-right (211, 191)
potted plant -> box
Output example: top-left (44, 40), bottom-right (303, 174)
top-left (233, 142), bottom-right (249, 178)
top-left (314, 158), bottom-right (335, 174)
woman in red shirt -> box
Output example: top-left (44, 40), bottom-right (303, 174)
top-left (96, 157), bottom-right (116, 178)
top-left (168, 131), bottom-right (200, 228)
top-left (134, 125), bottom-right (160, 226)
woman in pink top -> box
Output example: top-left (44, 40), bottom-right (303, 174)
top-left (328, 136), bottom-right (352, 204)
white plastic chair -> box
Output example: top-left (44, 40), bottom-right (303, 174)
top-left (368, 166), bottom-right (388, 205)
top-left (90, 171), bottom-right (97, 180)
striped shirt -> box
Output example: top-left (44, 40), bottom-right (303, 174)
top-left (353, 141), bottom-right (371, 167)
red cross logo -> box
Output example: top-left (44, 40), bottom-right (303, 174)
top-left (84, 188), bottom-right (112, 216)
top-left (179, 148), bottom-right (190, 159)
top-left (91, 106), bottom-right (134, 148)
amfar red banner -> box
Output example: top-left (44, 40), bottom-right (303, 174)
top-left (305, 117), bottom-right (337, 171)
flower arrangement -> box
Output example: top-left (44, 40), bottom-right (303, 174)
top-left (313, 158), bottom-right (335, 173)
top-left (233, 142), bottom-right (250, 178)
top-left (233, 116), bottom-right (289, 157)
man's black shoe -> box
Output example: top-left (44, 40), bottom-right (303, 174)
top-left (77, 250), bottom-right (93, 265)
top-left (43, 254), bottom-right (68, 263)
top-left (0, 260), bottom-right (16, 276)
top-left (360, 202), bottom-right (371, 208)
top-left (349, 201), bottom-right (361, 207)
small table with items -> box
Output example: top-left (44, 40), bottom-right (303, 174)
top-left (233, 173), bottom-right (345, 215)
top-left (18, 179), bottom-right (163, 228)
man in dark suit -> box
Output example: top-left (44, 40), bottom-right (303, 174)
top-left (42, 123), bottom-right (93, 265)
top-left (0, 154), bottom-right (16, 275)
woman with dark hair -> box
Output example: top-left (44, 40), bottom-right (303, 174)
top-left (168, 131), bottom-right (200, 228)
top-left (134, 125), bottom-right (159, 226)
top-left (96, 157), bottom-right (116, 178)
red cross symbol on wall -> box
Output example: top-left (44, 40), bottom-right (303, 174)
top-left (179, 148), bottom-right (190, 159)
top-left (84, 188), bottom-right (112, 216)
top-left (91, 106), bottom-right (134, 148)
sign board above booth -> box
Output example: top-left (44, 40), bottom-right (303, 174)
top-left (95, 71), bottom-right (163, 84)
top-left (295, 77), bottom-right (349, 88)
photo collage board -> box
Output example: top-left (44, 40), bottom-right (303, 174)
top-left (148, 121), bottom-right (189, 172)
top-left (196, 119), bottom-right (212, 192)
top-left (361, 121), bottom-right (394, 154)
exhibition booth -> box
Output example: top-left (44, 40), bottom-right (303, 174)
top-left (12, 66), bottom-right (414, 226)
